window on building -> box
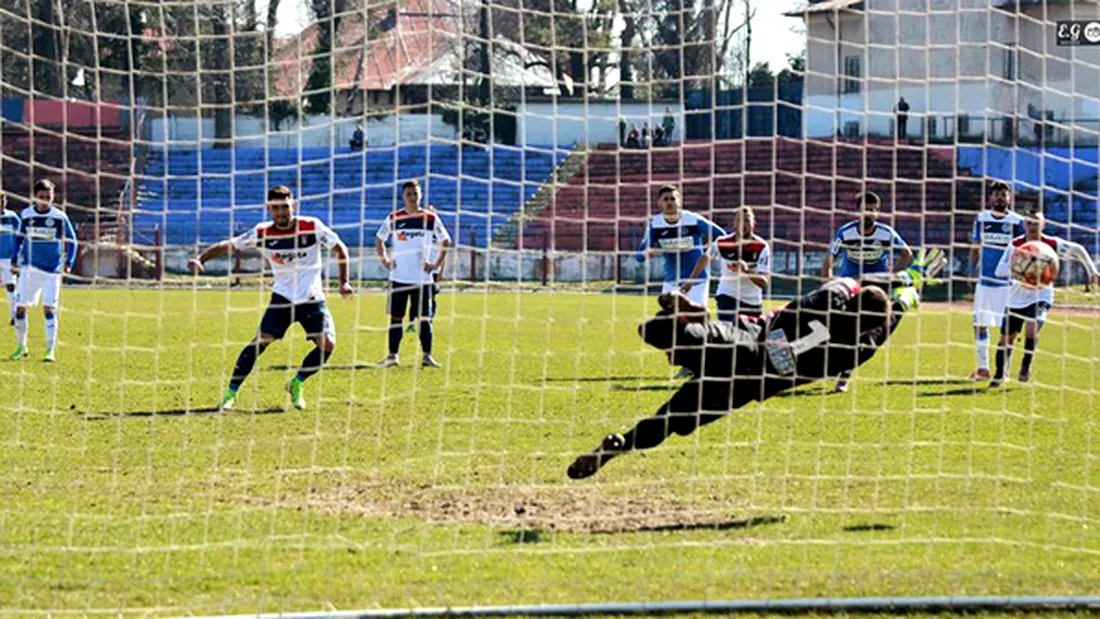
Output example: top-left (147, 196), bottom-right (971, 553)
top-left (1004, 43), bottom-right (1018, 80)
top-left (843, 55), bottom-right (861, 93)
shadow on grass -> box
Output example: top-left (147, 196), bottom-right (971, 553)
top-left (498, 529), bottom-right (547, 544)
top-left (918, 385), bottom-right (1014, 397)
top-left (843, 523), bottom-right (896, 532)
top-left (609, 384), bottom-right (680, 392)
top-left (593, 514), bottom-right (787, 535)
top-left (542, 376), bottom-right (672, 383)
top-left (879, 378), bottom-right (972, 387)
top-left (265, 363), bottom-right (382, 371)
top-left (80, 406), bottom-right (287, 420)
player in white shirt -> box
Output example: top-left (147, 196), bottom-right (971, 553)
top-left (989, 206), bottom-right (1099, 387)
top-left (189, 186), bottom-right (354, 410)
top-left (375, 180), bottom-right (452, 368)
top-left (967, 181), bottom-right (1024, 380)
top-left (682, 206), bottom-right (770, 322)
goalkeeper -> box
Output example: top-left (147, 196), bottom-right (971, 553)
top-left (567, 249), bottom-right (945, 480)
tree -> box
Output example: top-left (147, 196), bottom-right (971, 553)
top-left (304, 0), bottom-right (347, 114)
top-left (747, 61), bottom-right (773, 88)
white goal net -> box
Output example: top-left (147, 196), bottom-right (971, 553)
top-left (0, 0), bottom-right (1097, 615)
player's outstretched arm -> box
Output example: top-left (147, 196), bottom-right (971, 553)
top-left (188, 240), bottom-right (233, 274)
top-left (1057, 239), bottom-right (1100, 284)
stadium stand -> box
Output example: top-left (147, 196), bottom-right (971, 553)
top-left (516, 138), bottom-right (988, 260)
top-left (134, 144), bottom-right (570, 247)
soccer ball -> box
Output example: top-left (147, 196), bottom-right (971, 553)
top-left (1010, 241), bottom-right (1059, 288)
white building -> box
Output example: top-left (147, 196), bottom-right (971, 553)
top-left (787, 0), bottom-right (1100, 143)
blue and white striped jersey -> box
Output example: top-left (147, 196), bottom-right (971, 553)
top-left (636, 211), bottom-right (725, 283)
top-left (13, 205), bottom-right (77, 274)
top-left (971, 210), bottom-right (1024, 287)
top-left (0, 209), bottom-right (21, 262)
top-left (829, 220), bottom-right (909, 278)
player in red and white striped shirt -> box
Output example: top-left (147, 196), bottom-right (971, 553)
top-left (990, 207), bottom-right (1099, 386)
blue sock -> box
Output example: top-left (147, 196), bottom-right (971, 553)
top-left (230, 344), bottom-right (260, 391)
top-left (388, 323), bottom-right (403, 355)
top-left (419, 320), bottom-right (433, 355)
top-left (296, 347), bottom-right (333, 382)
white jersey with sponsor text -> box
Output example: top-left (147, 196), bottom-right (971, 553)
top-left (230, 216), bottom-right (341, 304)
top-left (376, 209), bottom-right (452, 284)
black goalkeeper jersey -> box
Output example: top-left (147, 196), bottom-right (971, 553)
top-left (639, 279), bottom-right (895, 414)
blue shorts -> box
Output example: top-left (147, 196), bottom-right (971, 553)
top-left (1002, 301), bottom-right (1051, 335)
top-left (259, 293), bottom-right (335, 340)
top-left (389, 281), bottom-right (434, 320)
top-left (715, 294), bottom-right (762, 324)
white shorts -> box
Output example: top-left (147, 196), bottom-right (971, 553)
top-left (973, 283), bottom-right (1009, 328)
top-left (0, 260), bottom-right (14, 287)
top-left (662, 281), bottom-right (709, 307)
top-left (16, 267), bottom-right (61, 308)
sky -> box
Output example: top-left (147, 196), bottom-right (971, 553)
top-left (268, 0), bottom-right (805, 74)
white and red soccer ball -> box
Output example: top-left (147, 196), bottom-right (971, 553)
top-left (1010, 241), bottom-right (1060, 287)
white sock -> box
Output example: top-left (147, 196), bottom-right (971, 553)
top-left (976, 332), bottom-right (991, 370)
top-left (15, 314), bottom-right (27, 348)
top-left (45, 313), bottom-right (57, 351)
top-left (5, 290), bottom-right (15, 324)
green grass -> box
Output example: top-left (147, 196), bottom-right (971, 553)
top-left (0, 287), bottom-right (1097, 615)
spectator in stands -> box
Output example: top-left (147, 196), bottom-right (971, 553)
top-left (895, 97), bottom-right (910, 141)
top-left (619, 118), bottom-right (627, 147)
top-left (654, 124), bottom-right (665, 147)
top-left (662, 107), bottom-right (675, 144)
top-left (641, 122), bottom-right (650, 148)
top-left (627, 124), bottom-right (641, 148)
top-left (350, 122), bottom-right (365, 151)
top-left (1027, 103), bottom-right (1043, 144)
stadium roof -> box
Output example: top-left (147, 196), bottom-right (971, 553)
top-left (273, 0), bottom-right (554, 98)
top-left (783, 0), bottom-right (863, 17)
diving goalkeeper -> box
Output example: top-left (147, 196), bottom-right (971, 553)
top-left (567, 249), bottom-right (945, 480)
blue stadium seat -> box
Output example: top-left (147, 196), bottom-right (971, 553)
top-left (136, 144), bottom-right (571, 247)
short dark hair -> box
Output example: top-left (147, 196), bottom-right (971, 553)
top-left (990, 180), bottom-right (1011, 193)
top-left (1025, 203), bottom-right (1044, 218)
top-left (267, 186), bottom-right (293, 202)
top-left (855, 191), bottom-right (881, 209)
top-left (657, 184), bottom-right (680, 198)
top-left (402, 180), bottom-right (421, 192)
top-left (33, 179), bottom-right (55, 194)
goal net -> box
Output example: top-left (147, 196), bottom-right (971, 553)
top-left (0, 0), bottom-right (1097, 615)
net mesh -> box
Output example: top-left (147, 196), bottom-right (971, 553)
top-left (0, 0), bottom-right (1098, 614)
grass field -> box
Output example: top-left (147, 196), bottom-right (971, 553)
top-left (0, 285), bottom-right (1097, 615)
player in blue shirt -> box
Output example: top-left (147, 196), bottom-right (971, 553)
top-left (966, 181), bottom-right (1024, 381)
top-left (637, 184), bottom-right (724, 378)
top-left (636, 184), bottom-right (725, 306)
top-left (821, 191), bottom-right (913, 392)
top-left (10, 179), bottom-right (77, 362)
top-left (0, 192), bottom-right (22, 328)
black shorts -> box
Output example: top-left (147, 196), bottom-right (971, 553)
top-left (259, 293), bottom-right (335, 340)
top-left (389, 281), bottom-right (434, 320)
top-left (715, 294), bottom-right (762, 323)
top-left (1002, 301), bottom-right (1051, 334)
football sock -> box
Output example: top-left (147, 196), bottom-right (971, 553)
top-left (14, 314), bottom-right (27, 348)
top-left (418, 320), bottom-right (433, 355)
top-left (1021, 337), bottom-right (1037, 374)
top-left (388, 323), bottom-right (403, 356)
top-left (976, 330), bottom-right (991, 370)
top-left (993, 345), bottom-right (1011, 379)
top-left (5, 288), bottom-right (15, 324)
top-left (44, 310), bottom-right (57, 351)
top-left (296, 346), bottom-right (333, 382)
top-left (229, 343), bottom-right (261, 391)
